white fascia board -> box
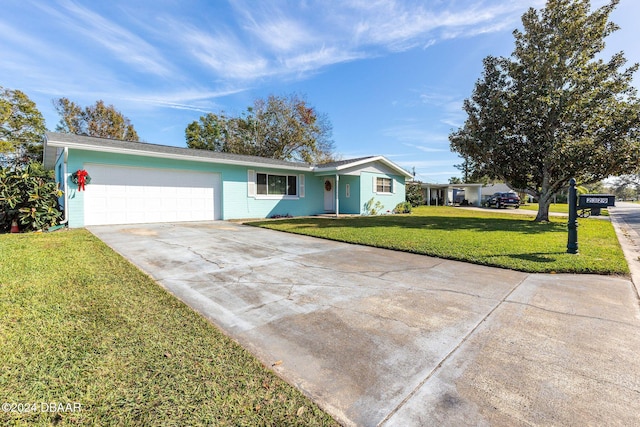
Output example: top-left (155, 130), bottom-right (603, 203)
top-left (313, 156), bottom-right (382, 174)
top-left (370, 157), bottom-right (413, 178)
top-left (314, 156), bottom-right (412, 178)
top-left (45, 140), bottom-right (313, 172)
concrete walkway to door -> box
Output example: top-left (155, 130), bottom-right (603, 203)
top-left (89, 221), bottom-right (640, 426)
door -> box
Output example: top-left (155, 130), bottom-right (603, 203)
top-left (83, 164), bottom-right (221, 225)
top-left (324, 178), bottom-right (335, 212)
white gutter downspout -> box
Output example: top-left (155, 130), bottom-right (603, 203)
top-left (335, 174), bottom-right (340, 218)
top-left (59, 147), bottom-right (69, 225)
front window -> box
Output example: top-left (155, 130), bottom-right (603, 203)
top-left (376, 177), bottom-right (392, 193)
top-left (256, 173), bottom-right (297, 196)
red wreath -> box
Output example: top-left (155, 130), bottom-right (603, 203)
top-left (73, 169), bottom-right (90, 191)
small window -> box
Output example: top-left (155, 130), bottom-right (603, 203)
top-left (256, 173), bottom-right (298, 196)
top-left (376, 177), bottom-right (392, 193)
top-left (345, 183), bottom-right (350, 198)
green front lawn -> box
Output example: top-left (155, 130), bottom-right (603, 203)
top-left (0, 230), bottom-right (337, 426)
top-left (518, 203), bottom-right (570, 213)
top-left (250, 206), bottom-right (628, 275)
top-left (519, 203), bottom-right (609, 216)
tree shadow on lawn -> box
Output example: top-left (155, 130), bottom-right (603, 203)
top-left (255, 215), bottom-right (566, 236)
top-left (504, 251), bottom-right (565, 263)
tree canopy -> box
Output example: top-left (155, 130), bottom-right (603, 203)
top-left (0, 87), bottom-right (46, 167)
top-left (54, 98), bottom-right (139, 142)
top-left (449, 0), bottom-right (640, 221)
top-left (186, 94), bottom-right (335, 163)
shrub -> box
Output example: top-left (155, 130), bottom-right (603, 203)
top-left (363, 198), bottom-right (384, 215)
top-left (394, 202), bottom-right (412, 214)
top-left (0, 162), bottom-right (63, 232)
top-left (405, 181), bottom-right (424, 207)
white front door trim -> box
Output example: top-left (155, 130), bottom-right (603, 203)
top-left (324, 177), bottom-right (335, 212)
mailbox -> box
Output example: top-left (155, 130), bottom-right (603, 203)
top-left (577, 194), bottom-right (615, 216)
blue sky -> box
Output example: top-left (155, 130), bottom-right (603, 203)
top-left (2, 0), bottom-right (639, 183)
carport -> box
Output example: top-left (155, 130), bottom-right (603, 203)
top-left (422, 183), bottom-right (483, 206)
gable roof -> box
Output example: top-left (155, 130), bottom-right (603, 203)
top-left (43, 132), bottom-right (412, 178)
top-left (314, 155), bottom-right (413, 178)
top-left (316, 156), bottom-right (377, 168)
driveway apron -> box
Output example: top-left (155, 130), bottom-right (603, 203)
top-left (89, 221), bottom-right (640, 426)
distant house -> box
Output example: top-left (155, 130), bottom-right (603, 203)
top-left (43, 132), bottom-right (412, 227)
top-left (420, 182), bottom-right (518, 206)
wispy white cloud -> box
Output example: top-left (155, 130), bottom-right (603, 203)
top-left (284, 47), bottom-right (366, 73)
top-left (344, 0), bottom-right (537, 52)
top-left (237, 5), bottom-right (317, 53)
top-left (404, 144), bottom-right (449, 153)
top-left (123, 87), bottom-right (248, 113)
top-left (418, 91), bottom-right (467, 129)
top-left (383, 124), bottom-right (450, 144)
top-left (35, 0), bottom-right (173, 77)
top-left (177, 0), bottom-right (539, 84)
top-left (396, 159), bottom-right (457, 168)
top-left (178, 26), bottom-right (271, 80)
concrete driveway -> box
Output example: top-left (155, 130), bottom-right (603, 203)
top-left (89, 221), bottom-right (640, 426)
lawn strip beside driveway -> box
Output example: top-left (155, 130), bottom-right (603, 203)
top-left (89, 221), bottom-right (640, 426)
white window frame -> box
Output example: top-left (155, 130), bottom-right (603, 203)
top-left (254, 172), bottom-right (299, 199)
top-left (375, 177), bottom-right (393, 194)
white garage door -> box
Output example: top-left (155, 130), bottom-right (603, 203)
top-left (84, 164), bottom-right (221, 226)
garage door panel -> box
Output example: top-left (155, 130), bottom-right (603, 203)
top-left (146, 198), bottom-right (162, 211)
top-left (127, 185), bottom-right (146, 195)
top-left (84, 164), bottom-right (220, 226)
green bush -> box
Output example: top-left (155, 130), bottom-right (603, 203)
top-left (394, 202), bottom-right (412, 214)
top-left (363, 197), bottom-right (384, 215)
top-left (0, 162), bottom-right (63, 232)
top-left (405, 181), bottom-right (424, 207)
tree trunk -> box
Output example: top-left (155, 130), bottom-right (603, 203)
top-left (535, 191), bottom-right (552, 222)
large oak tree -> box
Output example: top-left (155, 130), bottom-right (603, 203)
top-left (450, 0), bottom-right (640, 222)
top-left (54, 98), bottom-right (139, 142)
top-left (186, 94), bottom-right (335, 163)
top-left (0, 87), bottom-right (46, 166)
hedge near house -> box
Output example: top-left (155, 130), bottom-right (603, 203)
top-left (0, 162), bottom-right (62, 232)
top-left (405, 181), bottom-right (424, 207)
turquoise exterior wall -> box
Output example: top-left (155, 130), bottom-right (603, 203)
top-left (338, 175), bottom-right (361, 214)
top-left (59, 149), bottom-right (408, 226)
top-left (360, 172), bottom-right (406, 214)
top-left (63, 149), bottom-right (324, 227)
top-left (237, 167), bottom-right (324, 219)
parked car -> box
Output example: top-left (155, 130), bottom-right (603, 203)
top-left (484, 192), bottom-right (521, 208)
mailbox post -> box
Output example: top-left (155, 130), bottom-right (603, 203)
top-left (567, 179), bottom-right (578, 254)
